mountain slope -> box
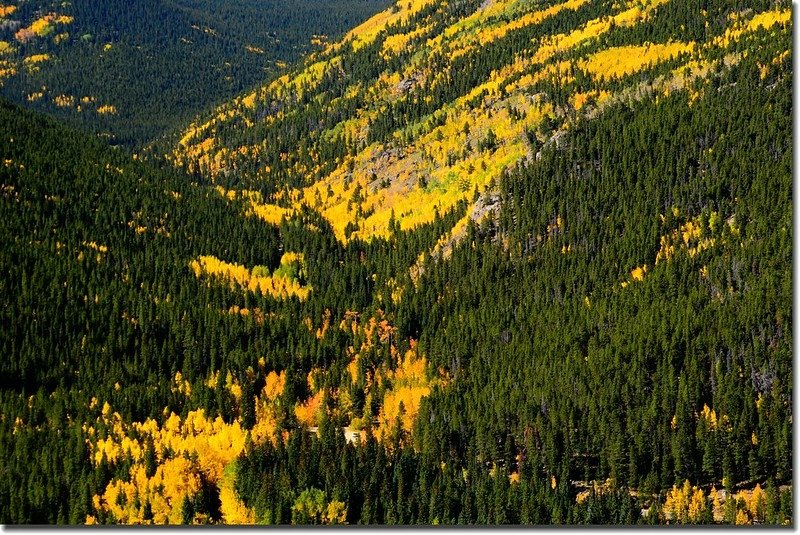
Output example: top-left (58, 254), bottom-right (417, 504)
top-left (0, 0), bottom-right (390, 146)
top-left (0, 0), bottom-right (792, 526)
top-left (172, 0), bottom-right (790, 243)
top-left (0, 98), bottom-right (464, 524)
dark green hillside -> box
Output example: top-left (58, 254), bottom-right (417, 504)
top-left (0, 99), bottom-right (464, 523)
top-left (0, 0), bottom-right (390, 147)
top-left (0, 0), bottom-right (792, 526)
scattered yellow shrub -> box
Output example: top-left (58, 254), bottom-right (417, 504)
top-left (53, 94), bottom-right (75, 107)
top-left (29, 17), bottom-right (53, 37)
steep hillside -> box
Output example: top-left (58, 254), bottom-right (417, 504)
top-left (173, 0), bottom-right (790, 244)
top-left (0, 0), bottom-right (792, 526)
top-left (0, 98), bottom-right (464, 524)
top-left (0, 0), bottom-right (389, 146)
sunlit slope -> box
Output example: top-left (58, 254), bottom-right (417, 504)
top-left (0, 97), bottom-right (464, 524)
top-left (173, 0), bottom-right (790, 242)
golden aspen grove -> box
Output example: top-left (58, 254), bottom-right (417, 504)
top-left (0, 0), bottom-right (793, 526)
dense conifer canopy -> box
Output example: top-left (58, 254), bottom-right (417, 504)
top-left (0, 0), bottom-right (791, 525)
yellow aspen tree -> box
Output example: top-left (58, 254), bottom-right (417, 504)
top-left (735, 508), bottom-right (750, 525)
top-left (688, 487), bottom-right (707, 522)
top-left (747, 484), bottom-right (765, 521)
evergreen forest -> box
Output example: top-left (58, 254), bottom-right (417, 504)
top-left (0, 0), bottom-right (390, 146)
top-left (0, 0), bottom-right (792, 526)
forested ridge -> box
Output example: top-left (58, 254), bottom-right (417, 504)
top-left (0, 0), bottom-right (390, 147)
top-left (0, 0), bottom-right (793, 526)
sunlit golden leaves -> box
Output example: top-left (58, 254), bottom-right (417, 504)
top-left (375, 340), bottom-right (446, 443)
top-left (581, 42), bottom-right (696, 82)
top-left (190, 253), bottom-right (311, 300)
top-left (295, 389), bottom-right (325, 427)
top-left (662, 480), bottom-right (708, 524)
top-left (85, 366), bottom-right (291, 524)
top-left (713, 9), bottom-right (791, 49)
top-left (219, 463), bottom-right (256, 524)
top-left (214, 186), bottom-right (294, 226)
top-left (170, 0), bottom-right (790, 255)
